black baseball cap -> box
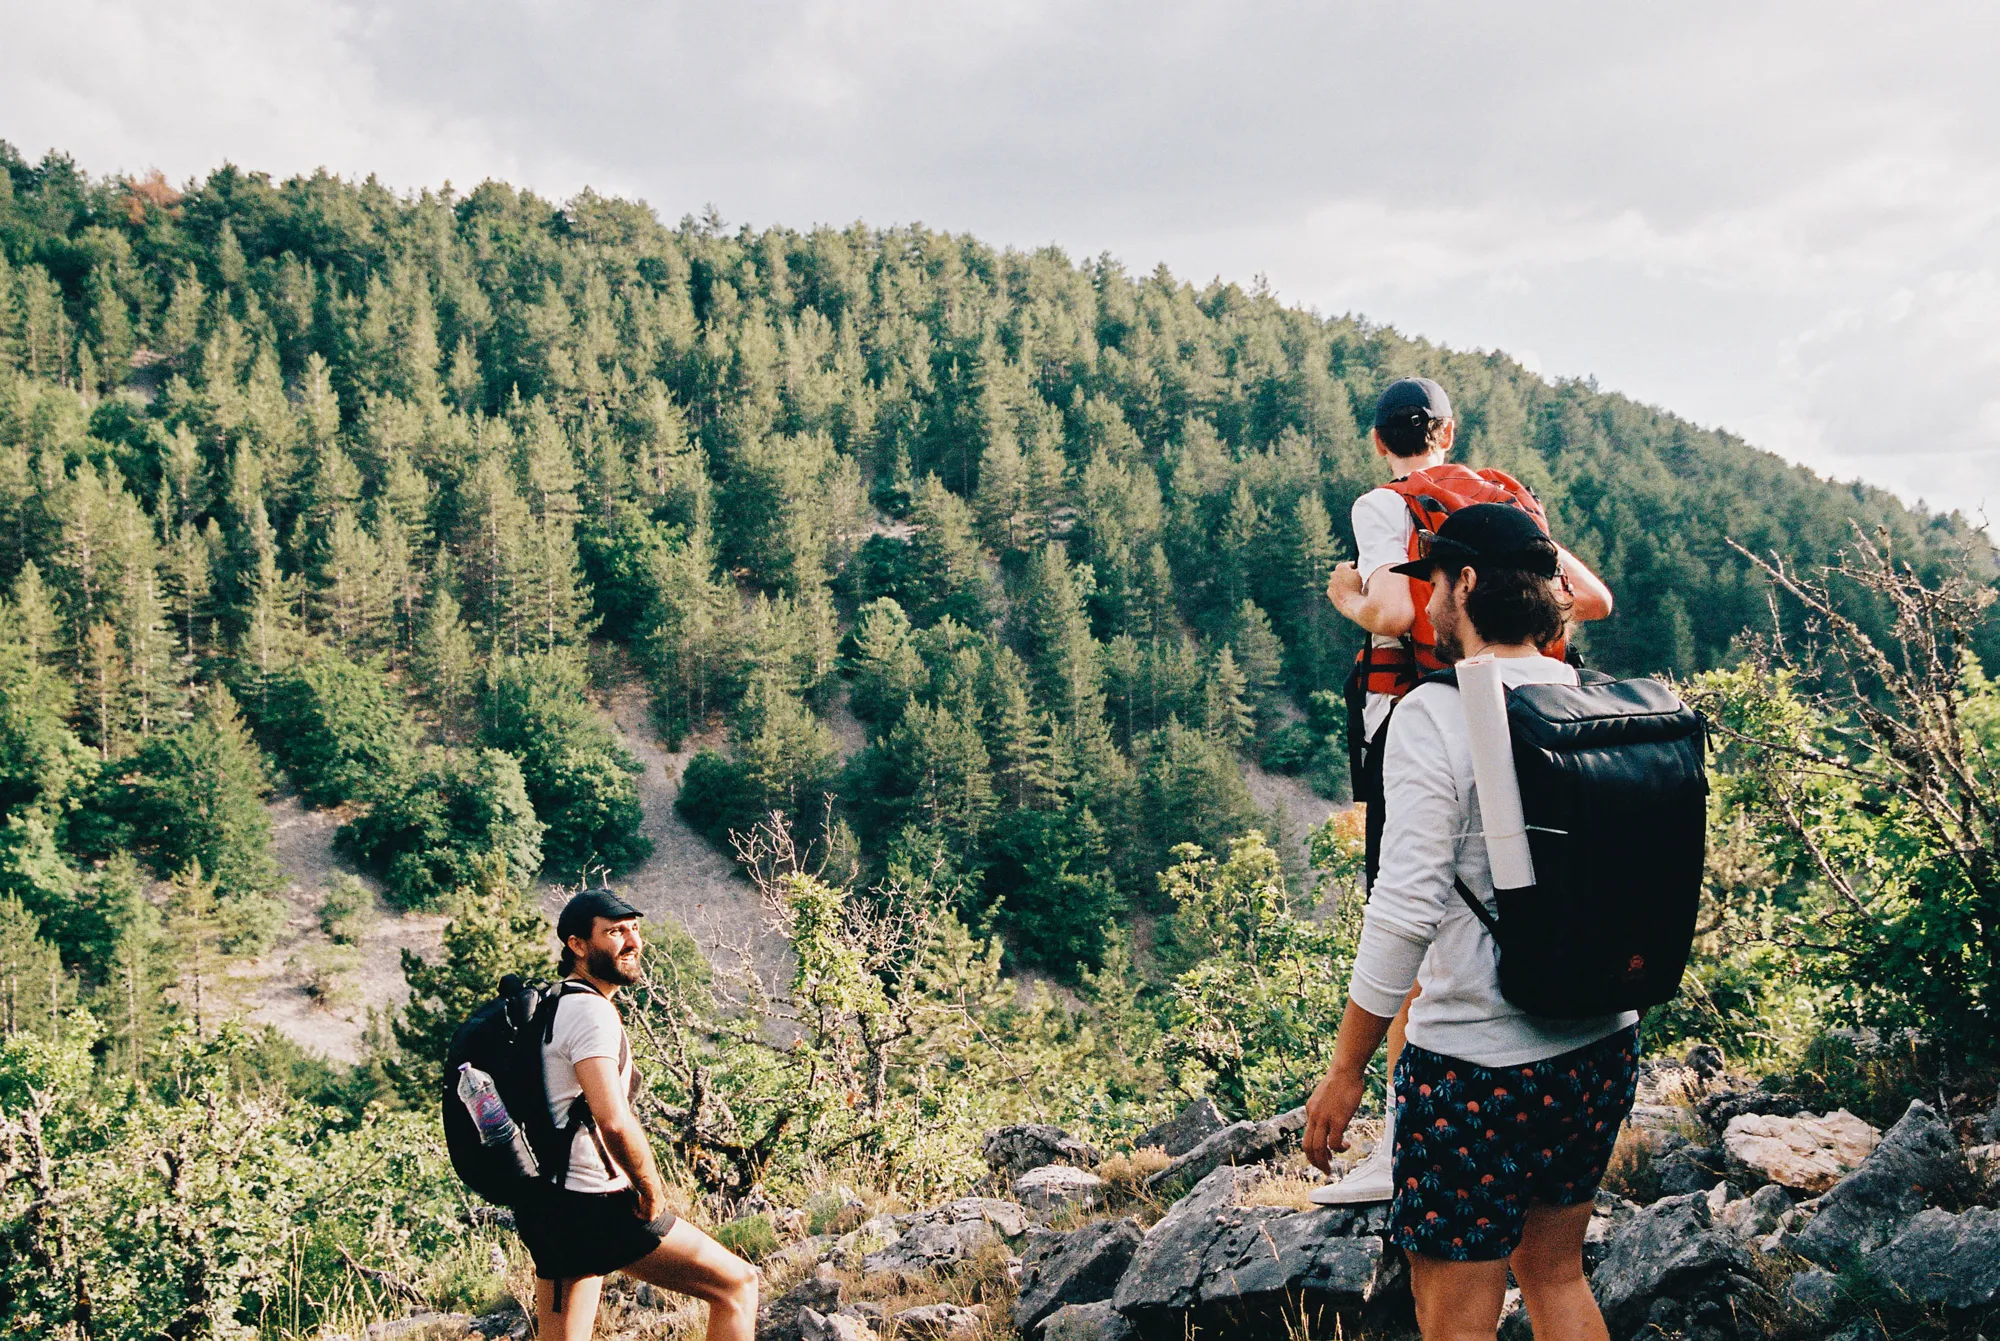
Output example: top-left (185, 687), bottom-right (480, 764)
top-left (1388, 503), bottom-right (1559, 580)
top-left (1374, 377), bottom-right (1453, 430)
top-left (557, 889), bottom-right (644, 944)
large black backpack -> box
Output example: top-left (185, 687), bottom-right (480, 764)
top-left (1427, 669), bottom-right (1708, 1018)
top-left (442, 975), bottom-right (604, 1206)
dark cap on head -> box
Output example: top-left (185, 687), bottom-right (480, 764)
top-left (1374, 377), bottom-right (1453, 430)
top-left (557, 889), bottom-right (644, 945)
top-left (1388, 502), bottom-right (1558, 580)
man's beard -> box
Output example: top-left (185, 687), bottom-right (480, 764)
top-left (585, 944), bottom-right (642, 987)
top-left (1432, 591), bottom-right (1465, 664)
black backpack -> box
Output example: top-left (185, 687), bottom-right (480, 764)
top-left (1426, 669), bottom-right (1708, 1018)
top-left (442, 975), bottom-right (607, 1206)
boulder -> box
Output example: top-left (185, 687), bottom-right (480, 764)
top-left (1625, 1103), bottom-right (1693, 1153)
top-left (1584, 1191), bottom-right (1643, 1273)
top-left (1042, 1299), bottom-right (1136, 1341)
top-left (1111, 1165), bottom-right (1398, 1340)
top-left (1590, 1192), bottom-right (1768, 1341)
top-left (1782, 1267), bottom-right (1842, 1317)
top-left (1144, 1107), bottom-right (1306, 1194)
top-left (890, 1302), bottom-right (985, 1338)
top-left (1792, 1101), bottom-right (1967, 1267)
top-left (757, 1270), bottom-right (844, 1341)
top-left (1697, 1087), bottom-right (1803, 1132)
top-left (1014, 1164), bottom-right (1105, 1215)
top-left (795, 1309), bottom-right (872, 1341)
top-left (1136, 1098), bottom-right (1227, 1157)
top-left (1716, 1183), bottom-right (1792, 1242)
top-left (1826, 1323), bottom-right (1888, 1341)
top-left (1013, 1218), bottom-right (1143, 1336)
top-left (361, 1315), bottom-right (471, 1341)
top-left (1966, 1142), bottom-right (2000, 1195)
top-left (1722, 1109), bottom-right (1878, 1193)
top-left (1867, 1206), bottom-right (2000, 1310)
top-left (985, 1125), bottom-right (1100, 1179)
top-left (861, 1198), bottom-right (1030, 1276)
top-left (1653, 1141), bottom-right (1728, 1197)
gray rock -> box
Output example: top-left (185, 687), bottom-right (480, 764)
top-left (362, 1316), bottom-right (470, 1341)
top-left (1590, 1192), bottom-right (1767, 1341)
top-left (1013, 1218), bottom-right (1143, 1336)
top-left (758, 1271), bottom-right (845, 1341)
top-left (468, 1308), bottom-right (528, 1341)
top-left (1980, 1096), bottom-right (2000, 1143)
top-left (1136, 1098), bottom-right (1227, 1157)
top-left (1826, 1323), bottom-right (1887, 1341)
top-left (1042, 1299), bottom-right (1136, 1341)
top-left (1782, 1267), bottom-right (1841, 1315)
top-left (1143, 1107), bottom-right (1306, 1194)
top-left (985, 1124), bottom-right (1100, 1179)
top-left (1792, 1100), bottom-right (1967, 1268)
top-left (796, 1309), bottom-right (872, 1341)
top-left (1583, 1191), bottom-right (1642, 1273)
top-left (1717, 1183), bottom-right (1792, 1241)
top-left (889, 1302), bottom-right (985, 1338)
top-left (861, 1198), bottom-right (1029, 1275)
top-left (1867, 1205), bottom-right (2000, 1310)
top-left (1013, 1164), bottom-right (1105, 1214)
top-left (1653, 1142), bottom-right (1727, 1197)
top-left (1111, 1165), bottom-right (1398, 1340)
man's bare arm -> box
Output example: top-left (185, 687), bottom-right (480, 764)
top-left (1303, 998), bottom-right (1396, 1173)
top-left (1558, 545), bottom-right (1613, 622)
top-left (1329, 563), bottom-right (1417, 638)
top-left (576, 1055), bottom-right (666, 1220)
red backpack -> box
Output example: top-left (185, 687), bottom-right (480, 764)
top-left (1352, 463), bottom-right (1566, 697)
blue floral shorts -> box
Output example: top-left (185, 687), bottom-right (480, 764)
top-left (1389, 1025), bottom-right (1639, 1262)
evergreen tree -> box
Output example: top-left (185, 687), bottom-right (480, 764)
top-left (1204, 645), bottom-right (1255, 745)
top-left (0, 891), bottom-right (71, 1038)
top-left (1228, 600), bottom-right (1287, 729)
top-left (905, 474), bottom-right (988, 627)
top-left (116, 683), bottom-right (279, 901)
top-left (1013, 544), bottom-right (1104, 726)
top-left (163, 860), bottom-right (230, 1039)
top-left (845, 598), bottom-right (925, 726)
top-left (412, 577), bottom-right (479, 737)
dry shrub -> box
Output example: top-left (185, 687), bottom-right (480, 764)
top-left (1601, 1126), bottom-right (1661, 1205)
top-left (1095, 1147), bottom-right (1172, 1207)
top-left (830, 1238), bottom-right (1019, 1340)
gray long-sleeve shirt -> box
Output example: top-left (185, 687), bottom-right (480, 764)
top-left (1348, 654), bottom-right (1636, 1067)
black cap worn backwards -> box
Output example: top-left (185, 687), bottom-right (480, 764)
top-left (1388, 502), bottom-right (1559, 580)
top-left (1373, 377), bottom-right (1453, 431)
top-left (557, 889), bottom-right (644, 945)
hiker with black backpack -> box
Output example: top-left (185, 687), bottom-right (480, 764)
top-left (445, 890), bottom-right (758, 1341)
top-left (1303, 504), bottom-right (1706, 1341)
top-left (1313, 377), bottom-right (1614, 1209)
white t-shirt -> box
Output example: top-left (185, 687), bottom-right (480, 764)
top-left (1350, 485), bottom-right (1417, 742)
top-left (1347, 655), bottom-right (1638, 1067)
top-left (542, 987), bottom-right (633, 1193)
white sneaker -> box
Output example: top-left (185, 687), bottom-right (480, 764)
top-left (1310, 1097), bottom-right (1396, 1206)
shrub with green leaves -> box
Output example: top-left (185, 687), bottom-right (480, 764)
top-left (340, 747), bottom-right (544, 909)
top-left (256, 649), bottom-right (420, 807)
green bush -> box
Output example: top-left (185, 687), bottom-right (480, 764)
top-left (484, 653), bottom-right (651, 876)
top-left (712, 1213), bottom-right (779, 1262)
top-left (340, 748), bottom-right (545, 909)
top-left (257, 650), bottom-right (420, 808)
top-left (318, 874), bottom-right (378, 944)
top-left (674, 750), bottom-right (766, 850)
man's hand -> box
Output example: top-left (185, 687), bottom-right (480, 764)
top-left (1304, 1062), bottom-right (1368, 1175)
top-left (633, 1177), bottom-right (665, 1224)
top-left (1327, 562), bottom-right (1365, 616)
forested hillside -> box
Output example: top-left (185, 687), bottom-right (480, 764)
top-left (1, 141), bottom-right (1989, 995)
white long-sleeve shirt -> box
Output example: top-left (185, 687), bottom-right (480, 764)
top-left (1348, 654), bottom-right (1637, 1067)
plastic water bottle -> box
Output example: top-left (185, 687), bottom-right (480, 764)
top-left (457, 1064), bottom-right (517, 1146)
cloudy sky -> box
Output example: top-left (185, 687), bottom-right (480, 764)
top-left (6, 1), bottom-right (1996, 523)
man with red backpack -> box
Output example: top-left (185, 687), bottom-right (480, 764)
top-left (1310, 378), bottom-right (1612, 1207)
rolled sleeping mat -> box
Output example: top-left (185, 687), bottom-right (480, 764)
top-left (1455, 654), bottom-right (1535, 891)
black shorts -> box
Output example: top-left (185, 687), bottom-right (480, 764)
top-left (1390, 1025), bottom-right (1639, 1262)
top-left (514, 1185), bottom-right (676, 1280)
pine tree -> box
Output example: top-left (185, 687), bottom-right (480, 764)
top-left (96, 853), bottom-right (166, 1077)
top-left (0, 891), bottom-right (71, 1038)
top-left (85, 265), bottom-right (135, 393)
top-left (1229, 600), bottom-right (1287, 728)
top-left (1204, 645), bottom-right (1255, 745)
top-left (10, 562), bottom-right (60, 665)
top-left (1024, 440), bottom-right (1068, 545)
top-left (126, 683), bottom-right (278, 899)
top-left (1218, 479), bottom-right (1260, 615)
top-left (312, 508), bottom-right (391, 651)
top-left (974, 413), bottom-right (1027, 552)
top-left (162, 519), bottom-right (218, 664)
top-left (1014, 544), bottom-right (1104, 727)
top-left (845, 598), bottom-right (925, 725)
top-left (164, 860), bottom-right (229, 1039)
top-left (905, 474), bottom-right (987, 627)
top-left (234, 501), bottom-right (306, 712)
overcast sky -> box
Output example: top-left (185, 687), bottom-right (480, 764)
top-left (6, 1), bottom-right (1996, 525)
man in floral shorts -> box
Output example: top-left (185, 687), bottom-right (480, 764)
top-left (1303, 504), bottom-right (1641, 1341)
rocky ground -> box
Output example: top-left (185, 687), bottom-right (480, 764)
top-left (334, 1049), bottom-right (2000, 1341)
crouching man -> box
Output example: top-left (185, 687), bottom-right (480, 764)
top-left (521, 890), bottom-right (759, 1341)
top-left (1303, 505), bottom-right (1639, 1341)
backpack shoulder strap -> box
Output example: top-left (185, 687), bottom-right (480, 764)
top-left (1453, 877), bottom-right (1505, 946)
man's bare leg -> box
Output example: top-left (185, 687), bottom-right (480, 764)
top-left (534, 1274), bottom-right (605, 1341)
top-left (1408, 1250), bottom-right (1510, 1341)
top-left (1510, 1201), bottom-right (1608, 1341)
top-left (620, 1221), bottom-right (759, 1341)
